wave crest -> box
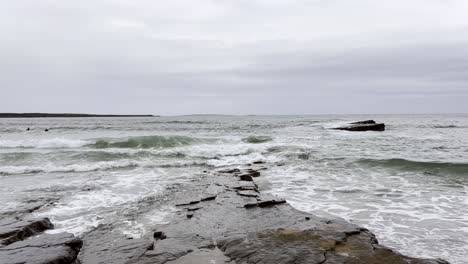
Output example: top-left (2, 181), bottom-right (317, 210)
top-left (242, 136), bottom-right (272, 144)
top-left (0, 160), bottom-right (210, 176)
top-left (357, 158), bottom-right (468, 176)
top-left (0, 138), bottom-right (89, 149)
top-left (89, 135), bottom-right (197, 149)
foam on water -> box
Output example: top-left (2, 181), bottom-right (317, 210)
top-left (262, 161), bottom-right (468, 263)
top-left (1, 115), bottom-right (467, 264)
top-left (116, 206), bottom-right (177, 239)
top-left (34, 168), bottom-right (172, 236)
top-left (0, 138), bottom-right (90, 148)
top-left (0, 160), bottom-right (140, 175)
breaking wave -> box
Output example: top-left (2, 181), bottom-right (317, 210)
top-left (0, 160), bottom-right (210, 176)
top-left (0, 135), bottom-right (203, 149)
top-left (242, 136), bottom-right (273, 144)
top-left (88, 135), bottom-right (199, 149)
top-left (0, 138), bottom-right (89, 149)
top-left (357, 158), bottom-right (468, 176)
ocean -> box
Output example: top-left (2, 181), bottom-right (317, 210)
top-left (0, 115), bottom-right (467, 263)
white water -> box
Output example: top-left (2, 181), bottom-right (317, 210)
top-left (0, 115), bottom-right (467, 263)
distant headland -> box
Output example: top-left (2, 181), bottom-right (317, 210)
top-left (0, 113), bottom-right (156, 118)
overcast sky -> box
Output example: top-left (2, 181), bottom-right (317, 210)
top-left (1, 0), bottom-right (468, 115)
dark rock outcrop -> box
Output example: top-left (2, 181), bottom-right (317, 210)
top-left (350, 120), bottom-right (378, 125)
top-left (0, 233), bottom-right (82, 264)
top-left (334, 120), bottom-right (385, 131)
top-left (0, 217), bottom-right (54, 246)
top-left (0, 217), bottom-right (82, 264)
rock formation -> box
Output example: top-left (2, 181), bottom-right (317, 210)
top-left (1, 165), bottom-right (450, 264)
top-left (333, 120), bottom-right (385, 131)
top-left (0, 217), bottom-right (82, 264)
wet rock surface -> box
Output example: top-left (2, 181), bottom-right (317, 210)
top-left (0, 217), bottom-right (54, 246)
top-left (78, 225), bottom-right (153, 264)
top-left (0, 232), bottom-right (82, 264)
top-left (333, 120), bottom-right (386, 131)
top-left (1, 217), bottom-right (82, 263)
top-left (83, 166), bottom-right (446, 264)
top-left (4, 166), bottom-right (449, 264)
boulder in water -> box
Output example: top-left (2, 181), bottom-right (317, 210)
top-left (350, 120), bottom-right (378, 125)
top-left (334, 120), bottom-right (385, 131)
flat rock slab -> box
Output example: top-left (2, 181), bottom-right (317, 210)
top-left (0, 232), bottom-right (82, 264)
top-left (78, 226), bottom-right (153, 264)
top-left (71, 167), bottom-right (449, 264)
top-left (0, 217), bottom-right (53, 246)
top-left (130, 168), bottom-right (449, 264)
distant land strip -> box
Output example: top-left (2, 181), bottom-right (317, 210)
top-left (0, 113), bottom-right (156, 118)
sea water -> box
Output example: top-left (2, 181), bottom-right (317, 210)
top-left (0, 115), bottom-right (467, 263)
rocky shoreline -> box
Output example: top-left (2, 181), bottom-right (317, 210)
top-left (0, 113), bottom-right (155, 118)
top-left (0, 165), bottom-right (450, 264)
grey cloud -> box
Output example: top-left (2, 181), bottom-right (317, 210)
top-left (1, 1), bottom-right (468, 115)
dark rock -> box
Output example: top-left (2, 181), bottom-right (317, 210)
top-left (239, 174), bottom-right (253, 181)
top-left (334, 120), bottom-right (385, 132)
top-left (0, 217), bottom-right (54, 246)
top-left (257, 198), bottom-right (287, 208)
top-left (176, 200), bottom-right (200, 207)
top-left (237, 190), bottom-right (259, 197)
top-left (350, 120), bottom-right (377, 125)
top-left (153, 232), bottom-right (166, 240)
top-left (78, 225), bottom-right (153, 264)
top-left (217, 227), bottom-right (446, 264)
top-left (244, 202), bottom-right (259, 208)
top-left (200, 195), bottom-right (217, 202)
top-left (253, 161), bottom-right (265, 164)
top-left (232, 181), bottom-right (258, 192)
top-left (218, 168), bottom-right (241, 174)
top-left (186, 207), bottom-right (202, 212)
top-left (243, 169), bottom-right (261, 178)
top-left (1, 198), bottom-right (58, 218)
top-left (0, 232), bottom-right (82, 264)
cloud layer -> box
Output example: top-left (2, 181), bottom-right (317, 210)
top-left (1, 0), bottom-right (468, 114)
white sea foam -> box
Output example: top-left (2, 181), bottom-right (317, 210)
top-left (35, 169), bottom-right (170, 236)
top-left (263, 163), bottom-right (468, 264)
top-left (0, 138), bottom-right (89, 149)
top-left (0, 160), bottom-right (141, 175)
top-left (2, 115), bottom-right (468, 264)
top-left (117, 206), bottom-right (177, 239)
